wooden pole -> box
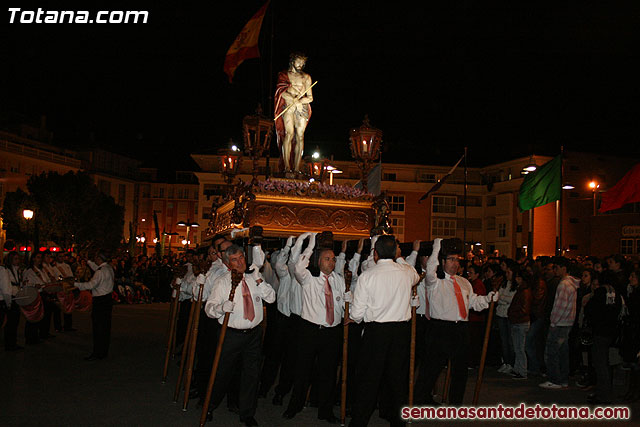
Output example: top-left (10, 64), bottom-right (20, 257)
top-left (199, 271), bottom-right (242, 427)
top-left (473, 300), bottom-right (496, 405)
top-left (174, 295), bottom-right (196, 402)
top-left (340, 267), bottom-right (353, 426)
top-left (442, 360), bottom-right (452, 403)
top-left (162, 281), bottom-right (181, 383)
top-left (408, 273), bottom-right (425, 407)
top-left (182, 282), bottom-right (205, 410)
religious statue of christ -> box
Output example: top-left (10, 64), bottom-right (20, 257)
top-left (274, 52), bottom-right (314, 173)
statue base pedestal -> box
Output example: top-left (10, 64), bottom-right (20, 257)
top-left (207, 179), bottom-right (374, 240)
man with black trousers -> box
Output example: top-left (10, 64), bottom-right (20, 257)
top-left (348, 235), bottom-right (419, 427)
top-left (419, 238), bottom-right (498, 405)
top-left (283, 232), bottom-right (347, 424)
top-left (204, 244), bottom-right (275, 427)
top-left (74, 252), bottom-right (114, 361)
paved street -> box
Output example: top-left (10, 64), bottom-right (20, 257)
top-left (2, 303), bottom-right (638, 426)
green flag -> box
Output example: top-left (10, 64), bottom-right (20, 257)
top-left (518, 155), bottom-right (562, 211)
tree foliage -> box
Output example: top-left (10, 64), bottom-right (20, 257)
top-left (2, 172), bottom-right (124, 252)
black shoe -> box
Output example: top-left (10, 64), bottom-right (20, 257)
top-left (64, 327), bottom-right (78, 332)
top-left (41, 334), bottom-right (56, 339)
top-left (54, 329), bottom-right (62, 333)
top-left (283, 410), bottom-right (297, 419)
top-left (206, 410), bottom-right (213, 422)
top-left (240, 416), bottom-right (259, 426)
top-left (227, 404), bottom-right (239, 414)
top-left (189, 388), bottom-right (200, 399)
top-left (272, 394), bottom-right (283, 406)
top-left (25, 339), bottom-right (40, 345)
top-left (318, 413), bottom-right (339, 424)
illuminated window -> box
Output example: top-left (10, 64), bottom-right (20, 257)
top-left (621, 239), bottom-right (634, 255)
top-left (432, 196), bottom-right (456, 214)
top-left (391, 216), bottom-right (405, 240)
top-left (387, 195), bottom-right (405, 212)
top-left (432, 218), bottom-right (456, 238)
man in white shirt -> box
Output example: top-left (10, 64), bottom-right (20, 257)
top-left (420, 238), bottom-right (498, 405)
top-left (204, 244), bottom-right (275, 427)
top-left (348, 235), bottom-right (419, 427)
top-left (1, 252), bottom-right (24, 350)
top-left (75, 252), bottom-right (115, 361)
top-left (283, 233), bottom-right (346, 424)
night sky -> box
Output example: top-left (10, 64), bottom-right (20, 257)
top-left (3, 1), bottom-right (639, 169)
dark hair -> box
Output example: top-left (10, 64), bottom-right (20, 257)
top-left (375, 235), bottom-right (397, 260)
top-left (289, 52), bottom-right (308, 68)
top-left (554, 257), bottom-right (570, 270)
top-left (3, 251), bottom-right (19, 269)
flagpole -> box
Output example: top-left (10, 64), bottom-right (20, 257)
top-left (463, 147), bottom-right (468, 254)
top-left (556, 146), bottom-right (564, 255)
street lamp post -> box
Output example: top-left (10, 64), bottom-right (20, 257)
top-left (22, 209), bottom-right (34, 261)
top-left (589, 181), bottom-right (600, 216)
top-left (177, 220), bottom-right (199, 250)
top-left (349, 115), bottom-right (382, 193)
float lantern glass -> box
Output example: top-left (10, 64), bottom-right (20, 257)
top-left (243, 105), bottom-right (273, 179)
top-left (349, 115), bottom-right (382, 192)
top-left (218, 148), bottom-right (242, 185)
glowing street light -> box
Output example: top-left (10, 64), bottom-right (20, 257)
top-left (589, 180), bottom-right (600, 215)
top-left (23, 209), bottom-right (34, 220)
top-left (177, 220), bottom-right (199, 249)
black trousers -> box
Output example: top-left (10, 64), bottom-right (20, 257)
top-left (39, 295), bottom-right (57, 337)
top-left (421, 319), bottom-right (469, 405)
top-left (195, 308), bottom-right (220, 395)
top-left (350, 321), bottom-right (410, 427)
top-left (412, 316), bottom-right (433, 404)
top-left (211, 326), bottom-right (262, 419)
top-left (259, 308), bottom-right (287, 395)
top-left (4, 303), bottom-right (21, 349)
top-left (286, 319), bottom-right (341, 417)
top-left (274, 313), bottom-right (300, 397)
top-left (91, 294), bottom-right (113, 357)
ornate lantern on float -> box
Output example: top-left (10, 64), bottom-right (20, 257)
top-left (218, 141), bottom-right (242, 185)
top-left (306, 152), bottom-right (328, 183)
top-left (242, 104), bottom-right (273, 182)
top-left (349, 115), bottom-right (382, 192)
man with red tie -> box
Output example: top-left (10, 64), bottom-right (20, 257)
top-left (204, 244), bottom-right (275, 427)
top-left (420, 238), bottom-right (499, 405)
top-left (283, 232), bottom-right (347, 424)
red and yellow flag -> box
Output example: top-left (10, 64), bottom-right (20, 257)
top-left (223, 1), bottom-right (270, 83)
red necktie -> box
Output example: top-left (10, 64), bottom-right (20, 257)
top-left (241, 279), bottom-right (255, 321)
top-left (452, 277), bottom-right (467, 320)
top-left (323, 274), bottom-right (334, 326)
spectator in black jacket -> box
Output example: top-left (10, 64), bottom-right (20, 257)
top-left (585, 275), bottom-right (622, 404)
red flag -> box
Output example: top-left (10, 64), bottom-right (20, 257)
top-left (599, 163), bottom-right (640, 213)
top-left (223, 1), bottom-right (270, 83)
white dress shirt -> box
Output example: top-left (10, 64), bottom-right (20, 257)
top-left (275, 246), bottom-right (292, 316)
top-left (179, 263), bottom-right (195, 301)
top-left (294, 252), bottom-right (346, 328)
top-left (0, 266), bottom-right (11, 306)
top-left (43, 263), bottom-right (63, 282)
top-left (57, 262), bottom-right (74, 278)
top-left (198, 259), bottom-right (227, 302)
top-left (204, 271), bottom-right (275, 329)
top-left (287, 237), bottom-right (306, 316)
top-left (23, 266), bottom-right (51, 292)
top-left (425, 239), bottom-right (490, 322)
top-left (75, 262), bottom-right (114, 297)
top-left (350, 258), bottom-right (419, 324)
